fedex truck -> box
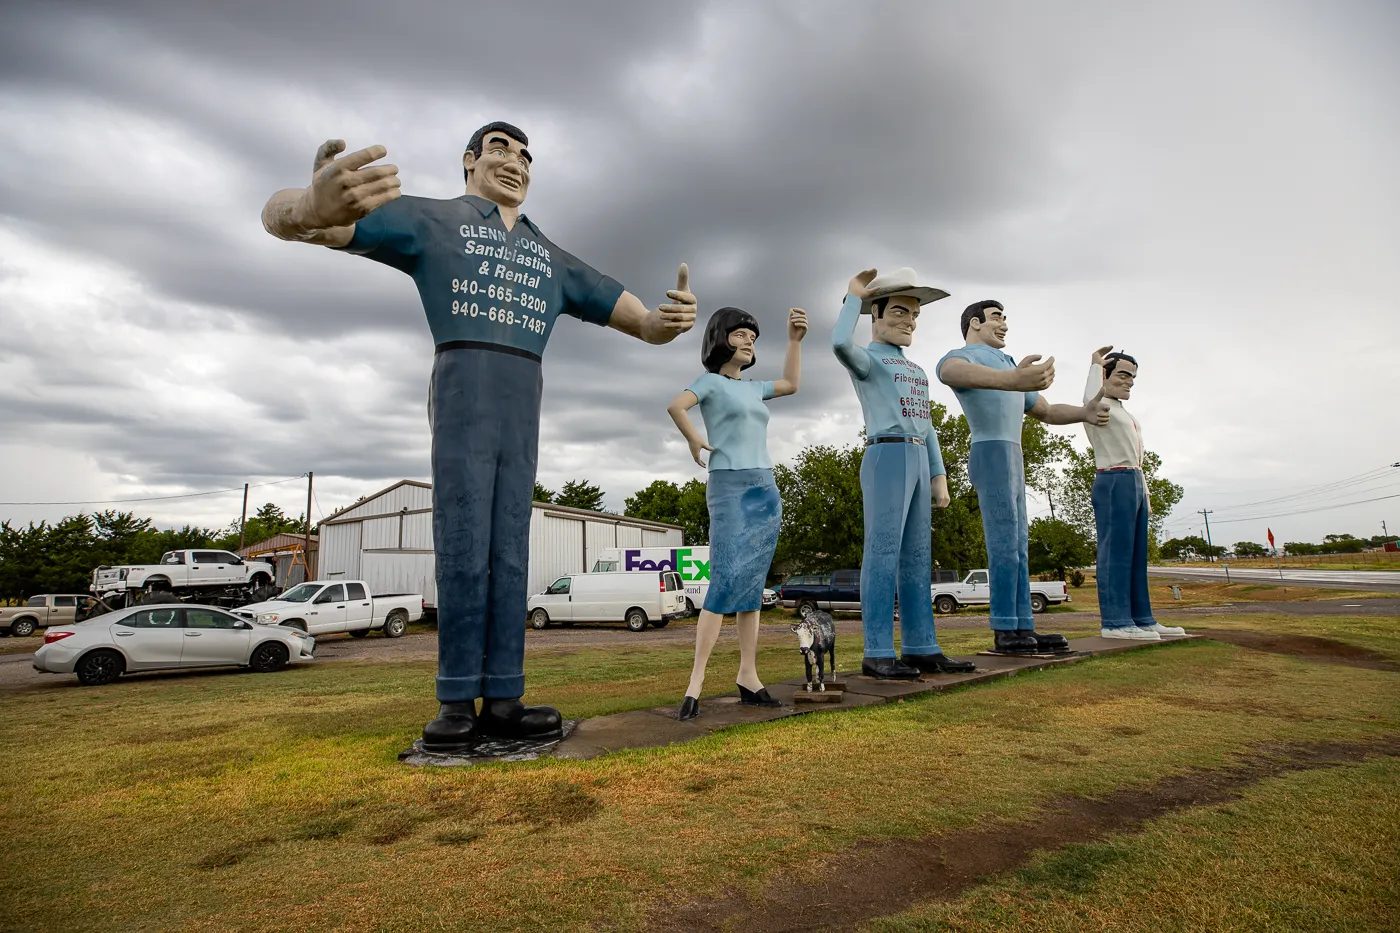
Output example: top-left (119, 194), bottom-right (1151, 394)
top-left (591, 546), bottom-right (711, 614)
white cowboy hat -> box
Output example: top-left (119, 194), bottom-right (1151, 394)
top-left (861, 267), bottom-right (950, 314)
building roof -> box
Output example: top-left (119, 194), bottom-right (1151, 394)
top-left (238, 533), bottom-right (318, 557)
top-left (318, 479), bottom-right (682, 531)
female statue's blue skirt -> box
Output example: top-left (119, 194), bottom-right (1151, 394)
top-left (703, 468), bottom-right (781, 614)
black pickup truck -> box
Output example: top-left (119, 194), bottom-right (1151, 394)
top-left (778, 570), bottom-right (860, 613)
top-left (778, 568), bottom-right (961, 614)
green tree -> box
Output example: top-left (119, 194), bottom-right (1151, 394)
top-left (1027, 517), bottom-right (1095, 580)
top-left (675, 479), bottom-right (710, 546)
top-left (1161, 535), bottom-right (1212, 560)
top-left (1021, 419), bottom-right (1074, 515)
top-left (1284, 541), bottom-right (1319, 556)
top-left (532, 482), bottom-right (555, 503)
top-left (773, 443), bottom-right (865, 572)
top-left (624, 480), bottom-right (682, 524)
top-left (555, 479), bottom-right (607, 513)
top-left (1233, 540), bottom-right (1268, 558)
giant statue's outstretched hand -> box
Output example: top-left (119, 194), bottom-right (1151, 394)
top-left (1009, 354), bottom-right (1056, 392)
top-left (656, 264), bottom-right (698, 335)
top-left (302, 140), bottom-right (402, 229)
top-left (1083, 386), bottom-right (1111, 426)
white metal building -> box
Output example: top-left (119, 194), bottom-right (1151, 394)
top-left (316, 480), bottom-right (684, 609)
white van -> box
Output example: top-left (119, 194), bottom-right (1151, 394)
top-left (591, 546), bottom-right (711, 615)
top-left (527, 571), bottom-right (687, 632)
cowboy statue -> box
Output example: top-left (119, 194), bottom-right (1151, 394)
top-left (834, 268), bottom-right (976, 679)
top-left (261, 123), bottom-right (697, 751)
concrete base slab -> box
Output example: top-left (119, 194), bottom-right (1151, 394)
top-left (472, 632), bottom-right (1200, 764)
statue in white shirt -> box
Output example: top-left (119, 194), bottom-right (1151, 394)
top-left (1085, 347), bottom-right (1185, 640)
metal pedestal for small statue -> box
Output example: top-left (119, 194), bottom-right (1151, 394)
top-left (398, 720), bottom-right (579, 767)
top-left (793, 678), bottom-right (845, 704)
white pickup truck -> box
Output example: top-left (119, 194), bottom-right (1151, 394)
top-left (930, 570), bottom-right (1070, 614)
top-left (92, 549), bottom-right (275, 605)
top-left (233, 580), bottom-right (424, 637)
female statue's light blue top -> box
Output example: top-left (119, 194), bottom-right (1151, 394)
top-left (686, 373), bottom-right (776, 472)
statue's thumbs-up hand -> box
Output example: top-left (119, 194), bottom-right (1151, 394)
top-left (304, 139), bottom-right (401, 229)
top-left (658, 263), bottom-right (697, 334)
top-left (1085, 386), bottom-right (1111, 426)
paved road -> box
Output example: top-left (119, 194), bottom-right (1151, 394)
top-left (1149, 565), bottom-right (1400, 593)
top-left (4, 596), bottom-right (1396, 692)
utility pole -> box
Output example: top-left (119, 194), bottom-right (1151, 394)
top-left (305, 472), bottom-right (314, 581)
top-left (1047, 487), bottom-right (1056, 521)
top-left (237, 483), bottom-right (249, 552)
top-left (1198, 509), bottom-right (1215, 563)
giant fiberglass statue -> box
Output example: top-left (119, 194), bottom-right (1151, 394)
top-left (936, 301), bottom-right (1109, 655)
top-left (834, 269), bottom-right (975, 679)
top-left (1083, 347), bottom-right (1185, 640)
top-left (667, 306), bottom-right (808, 719)
top-left (261, 124), bottom-right (697, 751)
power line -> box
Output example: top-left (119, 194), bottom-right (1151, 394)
top-left (1206, 493), bottom-right (1400, 525)
top-left (1208, 464), bottom-right (1397, 511)
top-left (0, 475), bottom-right (308, 507)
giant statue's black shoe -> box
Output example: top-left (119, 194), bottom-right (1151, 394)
top-left (901, 652), bottom-right (977, 674)
top-left (677, 696), bottom-right (700, 721)
top-left (993, 630), bottom-right (1039, 654)
top-left (421, 701), bottom-right (479, 753)
top-left (1026, 630), bottom-right (1070, 652)
top-left (477, 698), bottom-right (564, 740)
top-left (737, 684), bottom-right (782, 707)
top-left (861, 656), bottom-right (921, 680)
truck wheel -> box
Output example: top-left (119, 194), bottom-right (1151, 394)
top-left (283, 620), bottom-right (308, 633)
top-left (684, 598), bottom-right (697, 616)
top-left (530, 609), bottom-right (550, 630)
top-left (249, 642), bottom-right (289, 673)
top-left (934, 595), bottom-right (958, 615)
top-left (382, 610), bottom-right (408, 638)
top-left (796, 599), bottom-right (817, 617)
top-left (348, 628), bottom-right (369, 638)
top-left (10, 617), bottom-right (37, 638)
top-left (249, 573), bottom-right (272, 590)
top-left (76, 649), bottom-right (125, 686)
top-left (625, 608), bottom-right (648, 632)
top-left (138, 591), bottom-right (181, 605)
top-left (1030, 594), bottom-right (1048, 613)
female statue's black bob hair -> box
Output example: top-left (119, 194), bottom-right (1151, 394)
top-left (702, 307), bottom-right (761, 373)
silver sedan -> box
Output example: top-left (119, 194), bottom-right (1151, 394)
top-left (32, 603), bottom-right (315, 686)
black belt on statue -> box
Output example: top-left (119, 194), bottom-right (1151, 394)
top-left (435, 340), bottom-right (542, 363)
top-left (865, 435), bottom-right (926, 446)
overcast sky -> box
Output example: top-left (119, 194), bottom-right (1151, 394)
top-left (2, 0), bottom-right (1397, 547)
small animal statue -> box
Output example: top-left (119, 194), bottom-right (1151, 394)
top-left (792, 605), bottom-right (837, 692)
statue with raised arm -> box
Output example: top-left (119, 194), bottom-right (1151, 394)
top-left (1084, 347), bottom-right (1185, 640)
top-left (936, 301), bottom-right (1108, 655)
top-left (261, 124), bottom-right (697, 752)
top-left (833, 269), bottom-right (975, 679)
top-left (667, 306), bottom-right (808, 719)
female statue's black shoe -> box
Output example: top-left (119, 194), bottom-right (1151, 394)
top-left (678, 696), bottom-right (700, 720)
top-left (737, 684), bottom-right (782, 707)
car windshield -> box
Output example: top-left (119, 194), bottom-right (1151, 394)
top-left (276, 584), bottom-right (321, 603)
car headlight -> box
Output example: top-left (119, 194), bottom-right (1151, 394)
top-left (256, 613), bottom-right (280, 624)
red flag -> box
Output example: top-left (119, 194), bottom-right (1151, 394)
top-left (1267, 528), bottom-right (1275, 548)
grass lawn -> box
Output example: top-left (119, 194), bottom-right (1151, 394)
top-left (1, 610), bottom-right (1397, 932)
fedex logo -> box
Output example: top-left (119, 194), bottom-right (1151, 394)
top-left (624, 548), bottom-right (710, 581)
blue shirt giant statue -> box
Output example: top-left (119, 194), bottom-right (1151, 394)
top-left (834, 269), bottom-right (976, 679)
top-left (667, 306), bottom-right (808, 719)
top-left (261, 125), bottom-right (697, 751)
top-left (936, 301), bottom-right (1108, 655)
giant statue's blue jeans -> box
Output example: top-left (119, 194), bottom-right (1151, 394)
top-left (968, 440), bottom-right (1033, 630)
top-left (859, 438), bottom-right (941, 658)
top-left (429, 344), bottom-right (541, 702)
top-left (1092, 468), bottom-right (1157, 627)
